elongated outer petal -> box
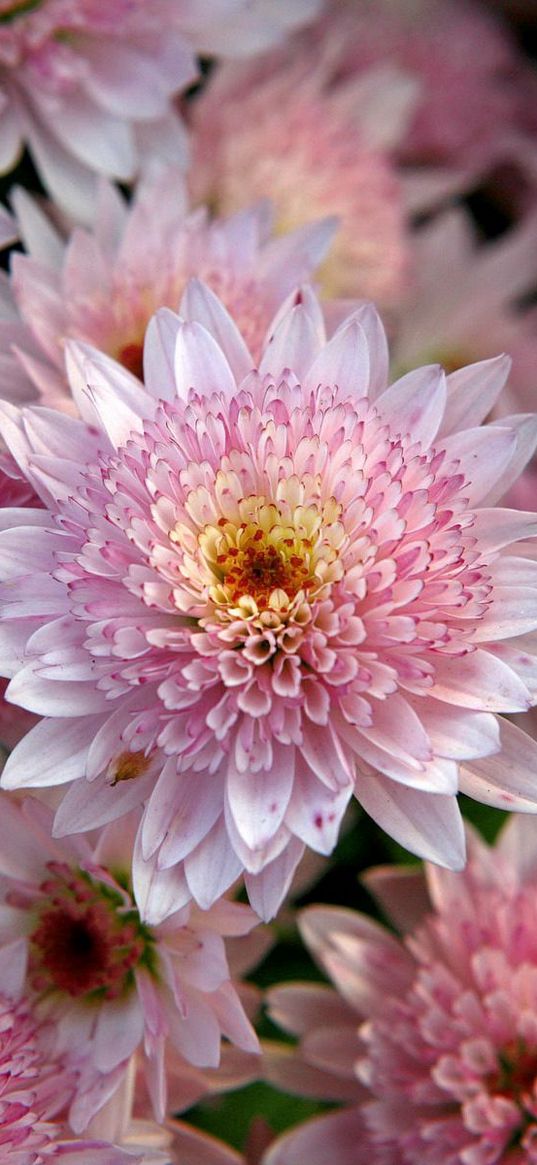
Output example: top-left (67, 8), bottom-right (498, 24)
top-left (6, 666), bottom-right (109, 716)
top-left (439, 355), bottom-right (511, 437)
top-left (0, 937), bottom-right (28, 1000)
top-left (285, 763), bottom-right (352, 853)
top-left (53, 768), bottom-right (155, 836)
top-left (376, 365), bottom-right (446, 447)
top-left (142, 307), bottom-right (182, 401)
top-left (133, 837), bottom-right (191, 925)
top-left (94, 992), bottom-right (144, 1073)
top-left (65, 341), bottom-right (153, 445)
top-left (430, 648), bottom-right (532, 711)
top-left (459, 718), bottom-right (537, 811)
top-left (481, 413), bottom-right (537, 505)
top-left (225, 743), bottom-right (294, 851)
top-left (259, 291), bottom-right (324, 381)
top-left (165, 1121), bottom-right (241, 1165)
top-left (469, 508), bottom-right (537, 553)
top-left (184, 817), bottom-right (243, 910)
top-left (180, 278), bottom-right (254, 381)
top-left (244, 835), bottom-right (305, 922)
top-left (350, 302), bottom-right (389, 399)
top-left (438, 425), bottom-right (517, 506)
top-left (1, 715), bottom-right (101, 789)
top-left (174, 320), bottom-right (237, 402)
top-left (303, 318), bottom-right (370, 399)
top-left (355, 771), bottom-right (466, 870)
top-left (264, 1107), bottom-right (370, 1165)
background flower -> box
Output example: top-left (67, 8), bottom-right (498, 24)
top-left (0, 168), bottom-right (335, 409)
top-left (0, 796), bottom-right (259, 1131)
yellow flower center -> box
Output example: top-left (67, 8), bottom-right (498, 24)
top-left (195, 493), bottom-right (345, 623)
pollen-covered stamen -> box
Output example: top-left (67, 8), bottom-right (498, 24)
top-left (30, 862), bottom-right (154, 1001)
top-left (196, 493), bottom-right (346, 622)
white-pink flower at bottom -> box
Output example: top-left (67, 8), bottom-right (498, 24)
top-left (0, 796), bottom-right (259, 1133)
top-left (268, 815), bottom-right (537, 1164)
top-left (0, 987), bottom-right (139, 1164)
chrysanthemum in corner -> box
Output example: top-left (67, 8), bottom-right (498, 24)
top-left (267, 814), bottom-right (537, 1164)
top-left (0, 167), bottom-right (335, 410)
top-left (0, 0), bottom-right (321, 223)
top-left (1, 285), bottom-right (537, 920)
top-left (0, 964), bottom-right (145, 1163)
top-left (0, 795), bottom-right (258, 1133)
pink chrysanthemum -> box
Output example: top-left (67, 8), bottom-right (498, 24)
top-left (269, 816), bottom-right (537, 1164)
top-left (319, 0), bottom-right (530, 163)
top-left (0, 169), bottom-right (334, 410)
top-left (0, 0), bottom-right (320, 222)
top-left (0, 795), bottom-right (258, 1132)
top-left (2, 286), bottom-right (537, 920)
top-left (0, 984), bottom-right (138, 1163)
top-left (188, 52), bottom-right (412, 306)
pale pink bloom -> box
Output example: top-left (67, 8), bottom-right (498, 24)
top-left (188, 52), bottom-right (413, 306)
top-left (266, 0), bottom-right (537, 204)
top-left (0, 0), bottom-right (321, 223)
top-left (0, 795), bottom-right (259, 1132)
top-left (2, 287), bottom-right (537, 920)
top-left (0, 169), bottom-right (335, 409)
top-left (0, 984), bottom-right (138, 1163)
top-left (392, 206), bottom-right (537, 415)
top-left (270, 815), bottom-right (537, 1163)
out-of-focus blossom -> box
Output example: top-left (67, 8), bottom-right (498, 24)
top-left (254, 0), bottom-right (537, 209)
top-left (391, 206), bottom-right (537, 415)
top-left (270, 815), bottom-right (537, 1163)
top-left (0, 796), bottom-right (259, 1132)
top-left (2, 288), bottom-right (537, 921)
top-left (0, 979), bottom-right (140, 1163)
top-left (0, 169), bottom-right (335, 409)
top-left (0, 0), bottom-right (321, 223)
top-left (189, 53), bottom-right (413, 306)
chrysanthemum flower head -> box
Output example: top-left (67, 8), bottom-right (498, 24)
top-left (0, 795), bottom-right (259, 1132)
top-left (0, 169), bottom-right (335, 410)
top-left (0, 0), bottom-right (321, 221)
top-left (189, 52), bottom-right (412, 305)
top-left (0, 978), bottom-right (139, 1163)
top-left (270, 815), bottom-right (537, 1164)
top-left (2, 284), bottom-right (537, 921)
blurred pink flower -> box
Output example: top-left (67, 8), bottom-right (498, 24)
top-left (305, 0), bottom-right (535, 174)
top-left (0, 982), bottom-right (138, 1163)
top-left (0, 169), bottom-right (335, 409)
top-left (0, 796), bottom-right (258, 1132)
top-left (391, 206), bottom-right (537, 415)
top-left (2, 288), bottom-right (537, 921)
top-left (0, 0), bottom-right (321, 222)
top-left (189, 52), bottom-right (412, 306)
top-left (268, 815), bottom-right (537, 1163)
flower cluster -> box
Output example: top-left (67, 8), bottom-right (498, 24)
top-left (0, 0), bottom-right (535, 1159)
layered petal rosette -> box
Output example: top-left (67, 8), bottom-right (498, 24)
top-left (2, 286), bottom-right (537, 919)
top-left (0, 977), bottom-right (140, 1164)
top-left (268, 816), bottom-right (537, 1164)
top-left (0, 795), bottom-right (259, 1132)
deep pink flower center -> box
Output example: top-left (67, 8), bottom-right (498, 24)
top-left (118, 341), bottom-right (145, 382)
top-left (492, 1041), bottom-right (537, 1102)
top-left (30, 861), bottom-right (154, 1000)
